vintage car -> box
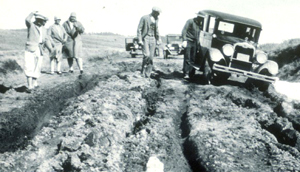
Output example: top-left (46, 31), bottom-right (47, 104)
top-left (125, 37), bottom-right (143, 58)
top-left (163, 34), bottom-right (184, 59)
top-left (191, 10), bottom-right (278, 90)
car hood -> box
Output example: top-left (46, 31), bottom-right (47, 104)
top-left (168, 41), bottom-right (182, 45)
top-left (216, 35), bottom-right (257, 46)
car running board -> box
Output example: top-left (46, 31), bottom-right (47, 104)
top-left (213, 64), bottom-right (278, 83)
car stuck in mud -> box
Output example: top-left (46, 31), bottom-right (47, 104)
top-left (190, 10), bottom-right (279, 90)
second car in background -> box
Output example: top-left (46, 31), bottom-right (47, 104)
top-left (163, 34), bottom-right (184, 59)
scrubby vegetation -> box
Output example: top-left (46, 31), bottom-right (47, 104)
top-left (261, 39), bottom-right (300, 81)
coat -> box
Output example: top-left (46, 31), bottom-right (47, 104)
top-left (62, 20), bottom-right (85, 58)
top-left (182, 18), bottom-right (202, 43)
top-left (25, 13), bottom-right (51, 54)
top-left (137, 14), bottom-right (160, 43)
top-left (48, 24), bottom-right (67, 45)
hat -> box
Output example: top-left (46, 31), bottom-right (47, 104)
top-left (54, 16), bottom-right (61, 20)
top-left (152, 6), bottom-right (161, 13)
top-left (35, 13), bottom-right (48, 21)
top-left (70, 12), bottom-right (77, 17)
top-left (196, 11), bottom-right (205, 17)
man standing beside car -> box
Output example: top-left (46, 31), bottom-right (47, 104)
top-left (182, 11), bottom-right (204, 79)
top-left (137, 7), bottom-right (162, 78)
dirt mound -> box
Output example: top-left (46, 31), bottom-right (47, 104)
top-left (1, 56), bottom-right (300, 171)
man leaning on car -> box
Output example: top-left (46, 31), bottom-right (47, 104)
top-left (182, 11), bottom-right (204, 79)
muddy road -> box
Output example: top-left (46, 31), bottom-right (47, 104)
top-left (1, 55), bottom-right (300, 171)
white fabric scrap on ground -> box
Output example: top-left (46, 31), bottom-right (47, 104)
top-left (146, 156), bottom-right (164, 172)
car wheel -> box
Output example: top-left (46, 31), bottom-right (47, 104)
top-left (189, 68), bottom-right (196, 79)
top-left (245, 78), bottom-right (270, 91)
top-left (246, 69), bottom-right (272, 91)
top-left (155, 48), bottom-right (159, 57)
top-left (202, 59), bottom-right (212, 84)
top-left (211, 72), bottom-right (230, 85)
top-left (164, 50), bottom-right (168, 59)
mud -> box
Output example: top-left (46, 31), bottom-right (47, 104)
top-left (0, 56), bottom-right (300, 171)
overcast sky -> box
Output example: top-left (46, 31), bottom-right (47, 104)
top-left (0, 0), bottom-right (299, 44)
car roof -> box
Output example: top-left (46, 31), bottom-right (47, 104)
top-left (201, 10), bottom-right (262, 28)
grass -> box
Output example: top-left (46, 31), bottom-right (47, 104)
top-left (0, 59), bottom-right (22, 75)
top-left (0, 29), bottom-right (129, 76)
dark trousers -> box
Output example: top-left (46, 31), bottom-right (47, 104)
top-left (183, 40), bottom-right (197, 75)
top-left (141, 36), bottom-right (156, 77)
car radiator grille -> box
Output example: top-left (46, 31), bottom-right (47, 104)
top-left (230, 45), bottom-right (255, 71)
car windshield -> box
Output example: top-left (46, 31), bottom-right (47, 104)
top-left (167, 36), bottom-right (182, 43)
top-left (216, 20), bottom-right (260, 42)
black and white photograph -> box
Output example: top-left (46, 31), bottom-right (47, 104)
top-left (0, 0), bottom-right (300, 171)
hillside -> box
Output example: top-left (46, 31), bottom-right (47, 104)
top-left (261, 39), bottom-right (300, 81)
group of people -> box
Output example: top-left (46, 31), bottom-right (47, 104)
top-left (24, 7), bottom-right (203, 92)
top-left (24, 11), bottom-right (85, 93)
top-left (137, 7), bottom-right (203, 79)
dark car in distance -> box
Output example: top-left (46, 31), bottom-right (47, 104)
top-left (163, 34), bottom-right (184, 59)
top-left (125, 37), bottom-right (142, 58)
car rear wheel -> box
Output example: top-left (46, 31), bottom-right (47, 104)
top-left (202, 59), bottom-right (212, 84)
top-left (163, 50), bottom-right (168, 59)
top-left (189, 68), bottom-right (196, 79)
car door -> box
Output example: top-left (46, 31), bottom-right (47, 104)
top-left (200, 16), bottom-right (215, 50)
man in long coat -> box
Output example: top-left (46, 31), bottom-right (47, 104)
top-left (48, 16), bottom-right (67, 74)
top-left (137, 7), bottom-right (161, 78)
top-left (62, 12), bottom-right (85, 74)
top-left (24, 11), bottom-right (52, 93)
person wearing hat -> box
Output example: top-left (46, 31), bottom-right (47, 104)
top-left (62, 12), bottom-right (85, 74)
top-left (181, 11), bottom-right (204, 79)
top-left (137, 6), bottom-right (162, 78)
top-left (24, 11), bottom-right (52, 93)
top-left (48, 16), bottom-right (67, 75)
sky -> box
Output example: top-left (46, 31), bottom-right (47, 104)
top-left (0, 0), bottom-right (300, 44)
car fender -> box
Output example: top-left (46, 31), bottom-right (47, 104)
top-left (208, 48), bottom-right (225, 63)
top-left (257, 60), bottom-right (278, 76)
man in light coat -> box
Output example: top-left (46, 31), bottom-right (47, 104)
top-left (48, 16), bottom-right (67, 75)
top-left (137, 7), bottom-right (161, 78)
top-left (24, 11), bottom-right (52, 93)
top-left (182, 11), bottom-right (204, 79)
top-left (62, 12), bottom-right (85, 74)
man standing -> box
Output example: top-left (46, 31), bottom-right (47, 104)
top-left (137, 7), bottom-right (161, 78)
top-left (182, 11), bottom-right (204, 79)
top-left (48, 16), bottom-right (67, 75)
top-left (62, 12), bottom-right (85, 74)
top-left (24, 11), bottom-right (52, 93)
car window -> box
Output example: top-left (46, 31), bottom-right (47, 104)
top-left (208, 17), bottom-right (216, 33)
top-left (167, 36), bottom-right (182, 43)
top-left (218, 21), bottom-right (234, 33)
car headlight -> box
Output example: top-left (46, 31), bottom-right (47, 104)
top-left (256, 52), bottom-right (268, 64)
top-left (134, 44), bottom-right (139, 49)
top-left (167, 44), bottom-right (172, 48)
top-left (222, 44), bottom-right (234, 56)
